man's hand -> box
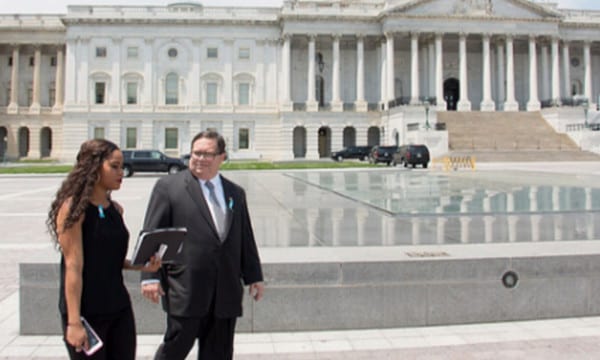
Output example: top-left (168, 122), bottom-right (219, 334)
top-left (249, 282), bottom-right (264, 301)
top-left (141, 282), bottom-right (164, 304)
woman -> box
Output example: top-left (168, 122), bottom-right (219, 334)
top-left (47, 139), bottom-right (160, 359)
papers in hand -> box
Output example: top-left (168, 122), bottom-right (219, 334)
top-left (131, 227), bottom-right (186, 265)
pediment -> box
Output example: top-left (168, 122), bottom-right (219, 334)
top-left (386, 0), bottom-right (562, 20)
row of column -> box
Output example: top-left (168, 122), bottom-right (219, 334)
top-left (281, 33), bottom-right (595, 112)
top-left (6, 45), bottom-right (64, 114)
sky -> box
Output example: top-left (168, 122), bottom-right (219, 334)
top-left (1, 0), bottom-right (600, 14)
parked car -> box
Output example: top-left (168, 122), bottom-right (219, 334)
top-left (330, 146), bottom-right (372, 162)
top-left (122, 150), bottom-right (186, 177)
top-left (368, 145), bottom-right (398, 166)
top-left (393, 144), bottom-right (430, 168)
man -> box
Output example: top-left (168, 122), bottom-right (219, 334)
top-left (141, 131), bottom-right (264, 360)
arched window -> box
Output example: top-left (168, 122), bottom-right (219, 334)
top-left (165, 73), bottom-right (178, 105)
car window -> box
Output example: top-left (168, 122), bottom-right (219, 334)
top-left (135, 151), bottom-right (151, 158)
top-left (151, 151), bottom-right (162, 160)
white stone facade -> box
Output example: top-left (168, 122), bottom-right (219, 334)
top-left (1, 0), bottom-right (600, 161)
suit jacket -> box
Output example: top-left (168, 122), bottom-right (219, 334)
top-left (141, 169), bottom-right (263, 318)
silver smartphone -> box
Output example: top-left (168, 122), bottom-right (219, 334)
top-left (80, 316), bottom-right (103, 356)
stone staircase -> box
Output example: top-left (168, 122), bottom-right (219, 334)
top-left (437, 111), bottom-right (600, 161)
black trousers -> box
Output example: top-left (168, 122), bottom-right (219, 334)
top-left (154, 312), bottom-right (236, 360)
top-left (61, 306), bottom-right (136, 360)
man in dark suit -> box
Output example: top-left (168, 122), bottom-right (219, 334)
top-left (141, 130), bottom-right (264, 360)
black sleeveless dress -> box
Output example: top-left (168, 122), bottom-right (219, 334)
top-left (59, 201), bottom-right (131, 317)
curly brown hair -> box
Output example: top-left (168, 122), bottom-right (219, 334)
top-left (47, 139), bottom-right (119, 247)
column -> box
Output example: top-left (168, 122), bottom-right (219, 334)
top-left (386, 32), bottom-right (395, 104)
top-left (190, 39), bottom-right (202, 111)
top-left (306, 35), bottom-right (318, 112)
top-left (379, 37), bottom-right (387, 109)
top-left (481, 34), bottom-right (495, 111)
top-left (504, 35), bottom-right (518, 110)
top-left (53, 47), bottom-right (65, 112)
top-left (355, 35), bottom-right (367, 112)
top-left (142, 38), bottom-right (154, 111)
top-left (306, 124), bottom-right (319, 159)
top-left (428, 40), bottom-right (435, 99)
top-left (78, 37), bottom-right (89, 106)
top-left (30, 46), bottom-right (42, 113)
top-left (223, 39), bottom-right (233, 107)
top-left (457, 33), bottom-right (471, 111)
top-left (540, 43), bottom-right (549, 102)
top-left (64, 39), bottom-right (77, 107)
top-left (551, 38), bottom-right (560, 106)
top-left (562, 41), bottom-right (571, 100)
top-left (281, 34), bottom-right (292, 111)
top-left (331, 34), bottom-right (342, 112)
top-left (110, 38), bottom-right (121, 107)
top-left (410, 32), bottom-right (420, 104)
top-left (526, 35), bottom-right (540, 111)
top-left (435, 33), bottom-right (446, 110)
top-left (584, 41), bottom-right (593, 108)
top-left (8, 46), bottom-right (19, 113)
top-left (496, 40), bottom-right (505, 106)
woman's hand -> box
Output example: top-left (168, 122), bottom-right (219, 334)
top-left (65, 322), bottom-right (88, 353)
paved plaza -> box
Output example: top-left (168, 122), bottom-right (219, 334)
top-left (2, 162), bottom-right (600, 358)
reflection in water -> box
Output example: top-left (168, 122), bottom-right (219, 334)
top-left (243, 171), bottom-right (600, 247)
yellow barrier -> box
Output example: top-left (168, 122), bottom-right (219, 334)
top-left (433, 156), bottom-right (476, 171)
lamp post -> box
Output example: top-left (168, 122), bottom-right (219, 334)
top-left (424, 101), bottom-right (431, 130)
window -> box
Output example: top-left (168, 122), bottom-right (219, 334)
top-left (96, 47), bottom-right (107, 58)
top-left (126, 82), bottom-right (137, 104)
top-left (165, 73), bottom-right (178, 105)
top-left (168, 48), bottom-right (178, 58)
top-left (127, 47), bottom-right (138, 59)
top-left (239, 48), bottom-right (250, 60)
top-left (8, 57), bottom-right (12, 67)
top-left (29, 57), bottom-right (34, 67)
top-left (238, 83), bottom-right (250, 105)
top-left (207, 47), bottom-right (218, 59)
top-left (50, 57), bottom-right (57, 66)
top-left (238, 128), bottom-right (249, 150)
top-left (94, 127), bottom-right (105, 139)
top-left (95, 82), bottom-right (106, 104)
top-left (27, 88), bottom-right (33, 106)
top-left (126, 127), bottom-right (137, 148)
top-left (165, 128), bottom-right (178, 149)
top-left (206, 82), bottom-right (217, 105)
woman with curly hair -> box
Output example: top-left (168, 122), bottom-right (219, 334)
top-left (47, 139), bottom-right (160, 359)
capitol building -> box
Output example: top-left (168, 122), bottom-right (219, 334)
top-left (0, 0), bottom-right (599, 161)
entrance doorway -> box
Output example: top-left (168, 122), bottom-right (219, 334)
top-left (318, 126), bottom-right (331, 158)
top-left (444, 78), bottom-right (459, 111)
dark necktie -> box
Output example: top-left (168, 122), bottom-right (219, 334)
top-left (205, 181), bottom-right (225, 239)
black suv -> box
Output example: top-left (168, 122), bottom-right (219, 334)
top-left (393, 144), bottom-right (430, 168)
top-left (368, 145), bottom-right (398, 166)
top-left (122, 150), bottom-right (186, 177)
top-left (330, 146), bottom-right (372, 162)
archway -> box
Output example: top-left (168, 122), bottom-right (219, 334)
top-left (18, 127), bottom-right (29, 158)
top-left (293, 126), bottom-right (306, 158)
top-left (343, 127), bottom-right (356, 148)
top-left (318, 126), bottom-right (331, 158)
top-left (40, 127), bottom-right (52, 158)
top-left (444, 78), bottom-right (460, 111)
top-left (367, 126), bottom-right (380, 146)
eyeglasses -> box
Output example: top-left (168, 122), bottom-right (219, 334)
top-left (191, 151), bottom-right (220, 160)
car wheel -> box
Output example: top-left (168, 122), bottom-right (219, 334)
top-left (403, 161), bottom-right (408, 168)
top-left (360, 156), bottom-right (366, 161)
top-left (123, 165), bottom-right (133, 178)
top-left (412, 163), bottom-right (416, 168)
top-left (337, 155), bottom-right (343, 162)
top-left (168, 165), bottom-right (181, 175)
top-left (386, 161), bottom-right (391, 166)
top-left (423, 163), bottom-right (428, 169)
